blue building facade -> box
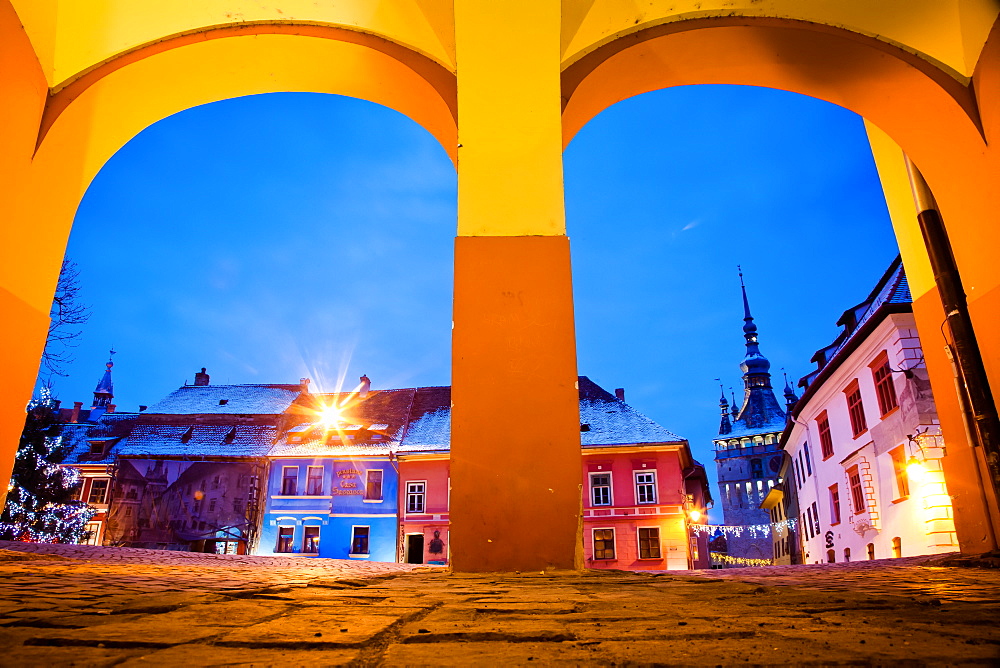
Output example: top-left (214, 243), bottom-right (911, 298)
top-left (259, 456), bottom-right (398, 560)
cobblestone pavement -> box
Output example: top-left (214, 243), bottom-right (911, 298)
top-left (0, 542), bottom-right (997, 666)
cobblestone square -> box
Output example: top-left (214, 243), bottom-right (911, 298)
top-left (0, 542), bottom-right (998, 666)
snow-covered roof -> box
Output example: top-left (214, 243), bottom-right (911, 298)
top-left (119, 423), bottom-right (277, 458)
top-left (144, 384), bottom-right (302, 415)
top-left (800, 257), bottom-right (911, 392)
top-left (577, 377), bottom-right (683, 446)
top-left (60, 412), bottom-right (140, 466)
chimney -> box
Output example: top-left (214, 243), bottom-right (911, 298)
top-left (359, 375), bottom-right (371, 399)
top-left (107, 404), bottom-right (116, 413)
top-left (139, 405), bottom-right (148, 412)
top-left (300, 377), bottom-right (311, 393)
top-left (194, 367), bottom-right (210, 386)
top-left (70, 401), bottom-right (83, 423)
top-left (615, 388), bottom-right (625, 401)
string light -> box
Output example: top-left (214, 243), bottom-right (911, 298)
top-left (710, 552), bottom-right (772, 567)
top-left (689, 518), bottom-right (797, 538)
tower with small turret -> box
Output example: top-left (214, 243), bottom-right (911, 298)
top-left (712, 270), bottom-right (795, 566)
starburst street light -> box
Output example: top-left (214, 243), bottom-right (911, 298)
top-left (317, 405), bottom-right (343, 428)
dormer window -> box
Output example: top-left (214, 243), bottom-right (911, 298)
top-left (218, 399), bottom-right (229, 406)
top-left (223, 427), bottom-right (236, 444)
top-left (88, 441), bottom-right (105, 456)
top-left (181, 427), bottom-right (194, 443)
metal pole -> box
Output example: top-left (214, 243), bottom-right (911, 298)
top-left (904, 158), bottom-right (1000, 524)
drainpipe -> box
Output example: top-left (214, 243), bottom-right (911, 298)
top-left (905, 159), bottom-right (1000, 544)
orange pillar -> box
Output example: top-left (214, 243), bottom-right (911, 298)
top-left (450, 1), bottom-right (582, 572)
top-left (0, 1), bottom-right (54, 503)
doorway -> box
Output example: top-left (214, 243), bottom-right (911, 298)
top-left (406, 533), bottom-right (424, 564)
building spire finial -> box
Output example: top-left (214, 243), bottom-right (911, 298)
top-left (92, 348), bottom-right (116, 409)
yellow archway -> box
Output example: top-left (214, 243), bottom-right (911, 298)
top-left (3, 1), bottom-right (1000, 570)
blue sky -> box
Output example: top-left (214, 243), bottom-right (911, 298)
top-left (53, 85), bottom-right (898, 516)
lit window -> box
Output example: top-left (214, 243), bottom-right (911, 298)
top-left (406, 482), bottom-right (426, 513)
top-left (638, 528), bottom-right (661, 559)
top-left (590, 473), bottom-right (612, 506)
top-left (634, 471), bottom-right (656, 504)
top-left (844, 380), bottom-right (868, 437)
top-left (281, 467), bottom-right (298, 495)
top-left (306, 466), bottom-right (324, 495)
top-left (593, 528), bottom-right (615, 559)
top-left (889, 446), bottom-right (909, 499)
top-left (87, 479), bottom-right (109, 504)
top-left (870, 352), bottom-right (899, 417)
top-left (351, 526), bottom-right (370, 555)
top-left (365, 470), bottom-right (383, 501)
top-left (276, 527), bottom-right (294, 553)
top-left (303, 526), bottom-right (320, 554)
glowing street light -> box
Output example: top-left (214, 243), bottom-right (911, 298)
top-left (906, 456), bottom-right (927, 483)
top-left (317, 405), bottom-right (343, 427)
top-left (688, 509), bottom-right (702, 522)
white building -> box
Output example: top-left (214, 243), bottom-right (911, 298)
top-left (781, 258), bottom-right (957, 563)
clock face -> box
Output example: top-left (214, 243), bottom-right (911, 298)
top-left (769, 456), bottom-right (782, 473)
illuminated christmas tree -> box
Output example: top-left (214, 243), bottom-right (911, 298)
top-left (0, 388), bottom-right (95, 543)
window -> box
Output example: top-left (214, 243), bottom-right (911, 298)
top-left (638, 527), bottom-right (661, 559)
top-left (844, 547), bottom-right (851, 562)
top-left (750, 459), bottom-right (763, 479)
top-left (829, 484), bottom-right (841, 525)
top-left (892, 536), bottom-right (902, 558)
top-left (365, 469), bottom-right (383, 501)
top-left (281, 467), bottom-right (298, 495)
top-left (802, 512), bottom-right (810, 539)
top-left (351, 526), bottom-right (370, 555)
top-left (811, 501), bottom-right (820, 536)
top-left (233, 498), bottom-right (244, 513)
top-left (306, 466), bottom-right (324, 495)
top-left (845, 380), bottom-right (868, 437)
top-left (87, 479), bottom-right (109, 504)
top-left (889, 446), bottom-right (909, 499)
top-left (848, 466), bottom-right (865, 514)
top-left (793, 459), bottom-right (802, 489)
top-left (590, 473), bottom-right (612, 506)
top-left (124, 506), bottom-right (132, 517)
top-left (211, 475), bottom-right (220, 490)
top-left (871, 352), bottom-right (899, 417)
top-left (83, 522), bottom-right (101, 546)
top-left (593, 528), bottom-right (615, 559)
top-left (89, 441), bottom-right (105, 455)
top-left (208, 498), bottom-right (216, 512)
top-left (803, 443), bottom-right (813, 476)
top-left (634, 471), bottom-right (657, 504)
top-left (406, 482), bottom-right (426, 513)
top-left (125, 487), bottom-right (137, 500)
top-left (276, 527), bottom-right (294, 553)
top-left (817, 412), bottom-right (834, 459)
top-left (303, 526), bottom-right (320, 554)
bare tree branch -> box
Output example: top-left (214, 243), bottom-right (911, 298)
top-left (41, 259), bottom-right (91, 377)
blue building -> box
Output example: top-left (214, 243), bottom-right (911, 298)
top-left (258, 381), bottom-right (409, 561)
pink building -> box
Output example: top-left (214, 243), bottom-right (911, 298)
top-left (397, 378), bottom-right (711, 569)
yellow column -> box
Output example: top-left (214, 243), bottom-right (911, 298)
top-left (450, 0), bottom-right (582, 571)
top-left (0, 1), bottom-right (56, 506)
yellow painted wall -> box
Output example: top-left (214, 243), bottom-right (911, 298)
top-left (12, 0), bottom-right (456, 87)
top-left (561, 0), bottom-right (998, 81)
